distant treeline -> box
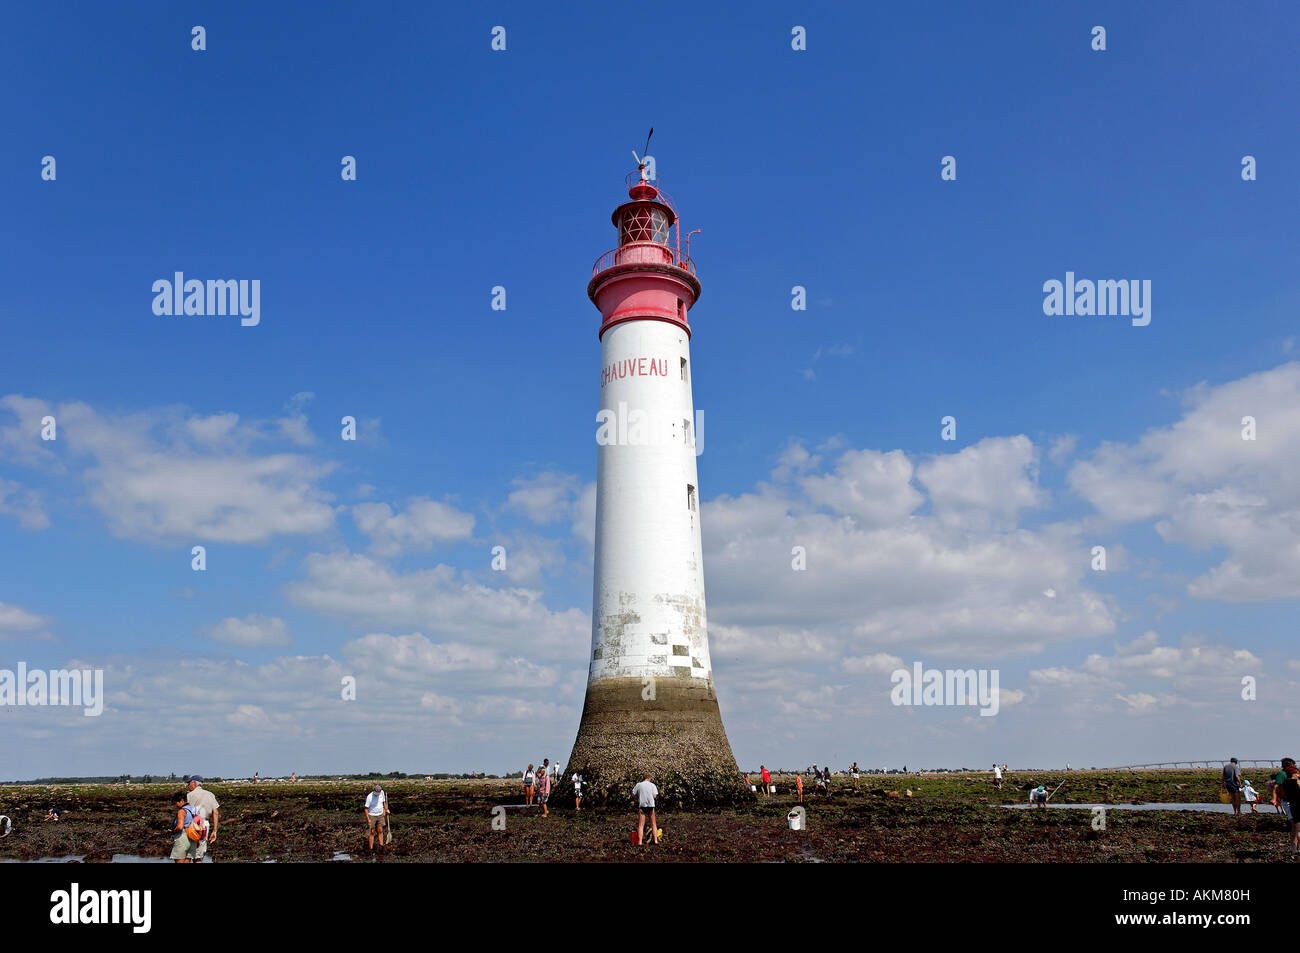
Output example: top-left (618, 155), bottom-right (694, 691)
top-left (0, 771), bottom-right (506, 785)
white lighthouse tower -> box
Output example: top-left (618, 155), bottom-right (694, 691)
top-left (558, 160), bottom-right (747, 807)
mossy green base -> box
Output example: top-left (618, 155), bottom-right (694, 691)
top-left (553, 676), bottom-right (753, 810)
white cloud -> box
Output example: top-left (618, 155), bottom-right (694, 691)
top-left (284, 551), bottom-right (588, 660)
top-left (352, 497), bottom-right (475, 557)
top-left (202, 614), bottom-right (292, 649)
top-left (504, 472), bottom-right (596, 549)
top-left (0, 602), bottom-right (52, 641)
top-left (799, 449), bottom-right (923, 527)
top-left (1068, 362), bottom-right (1300, 600)
top-left (0, 477), bottom-right (49, 530)
top-left (0, 396), bottom-right (338, 544)
top-left (705, 443), bottom-right (1114, 660)
top-left (505, 472), bottom-right (580, 524)
top-left (916, 435), bottom-right (1045, 527)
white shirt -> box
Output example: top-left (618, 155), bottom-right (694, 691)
top-left (632, 780), bottom-right (658, 808)
top-left (994, 766), bottom-right (1002, 779)
top-left (365, 791), bottom-right (386, 816)
top-left (187, 787), bottom-right (220, 820)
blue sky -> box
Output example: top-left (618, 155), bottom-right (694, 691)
top-left (1, 1), bottom-right (1298, 778)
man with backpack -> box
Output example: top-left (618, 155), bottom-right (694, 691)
top-left (170, 790), bottom-right (207, 863)
top-left (185, 775), bottom-right (220, 862)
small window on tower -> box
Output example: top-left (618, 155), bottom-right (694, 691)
top-left (687, 484), bottom-right (697, 511)
top-left (680, 357), bottom-right (688, 380)
top-left (677, 298), bottom-right (685, 322)
top-left (683, 418), bottom-right (692, 447)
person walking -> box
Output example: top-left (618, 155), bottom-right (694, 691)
top-left (523, 765), bottom-right (536, 806)
top-left (170, 790), bottom-right (204, 863)
top-left (537, 766), bottom-right (552, 817)
top-left (633, 772), bottom-right (659, 846)
top-left (572, 771), bottom-right (583, 811)
top-left (1282, 761), bottom-right (1300, 856)
top-left (1277, 758), bottom-right (1297, 822)
top-left (993, 763), bottom-right (1003, 792)
top-left (1223, 758), bottom-right (1244, 816)
top-left (760, 765), bottom-right (771, 796)
top-left (1242, 777), bottom-right (1261, 813)
top-left (185, 775), bottom-right (220, 862)
top-left (795, 773), bottom-right (803, 803)
top-left (364, 784), bottom-right (390, 854)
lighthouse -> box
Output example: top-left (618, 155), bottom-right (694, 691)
top-left (557, 162), bottom-right (749, 808)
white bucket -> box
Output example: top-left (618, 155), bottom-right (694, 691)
top-left (750, 785), bottom-right (757, 792)
top-left (787, 809), bottom-right (804, 831)
top-left (769, 785), bottom-right (776, 794)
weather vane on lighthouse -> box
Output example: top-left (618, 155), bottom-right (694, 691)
top-left (555, 141), bottom-right (749, 808)
top-left (631, 127), bottom-right (653, 181)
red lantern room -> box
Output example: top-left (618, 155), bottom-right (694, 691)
top-left (588, 167), bottom-right (702, 340)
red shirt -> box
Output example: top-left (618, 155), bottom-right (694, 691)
top-left (761, 769), bottom-right (770, 783)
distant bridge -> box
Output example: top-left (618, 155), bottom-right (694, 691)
top-left (1105, 759), bottom-right (1278, 771)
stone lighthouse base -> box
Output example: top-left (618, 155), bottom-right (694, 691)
top-left (552, 676), bottom-right (753, 810)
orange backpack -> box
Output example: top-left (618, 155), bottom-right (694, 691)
top-left (183, 805), bottom-right (208, 842)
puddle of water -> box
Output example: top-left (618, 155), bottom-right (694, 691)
top-left (331, 851), bottom-right (352, 861)
top-left (1003, 802), bottom-right (1275, 813)
top-left (0, 855), bottom-right (84, 863)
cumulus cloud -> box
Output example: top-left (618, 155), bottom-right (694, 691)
top-left (916, 435), bottom-right (1046, 528)
top-left (352, 497), bottom-right (475, 556)
top-left (505, 472), bottom-right (596, 547)
top-left (284, 551), bottom-right (588, 660)
top-left (799, 449), bottom-right (923, 527)
top-left (705, 441), bottom-right (1113, 661)
top-left (0, 395), bottom-right (337, 544)
top-left (1068, 362), bottom-right (1300, 600)
top-left (1025, 632), bottom-right (1262, 719)
top-left (505, 472), bottom-right (580, 524)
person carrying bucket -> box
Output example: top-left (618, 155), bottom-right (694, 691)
top-left (1222, 758), bottom-right (1243, 816)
